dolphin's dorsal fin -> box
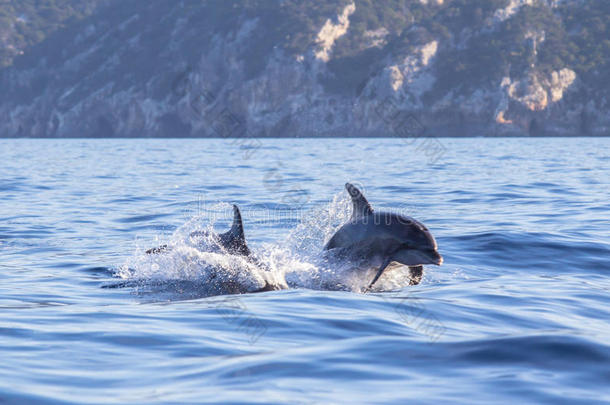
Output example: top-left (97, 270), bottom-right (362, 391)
top-left (219, 205), bottom-right (250, 256)
top-left (346, 183), bottom-right (373, 219)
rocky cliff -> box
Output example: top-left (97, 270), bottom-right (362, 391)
top-left (0, 0), bottom-right (608, 137)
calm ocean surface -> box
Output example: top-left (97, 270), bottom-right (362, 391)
top-left (1, 138), bottom-right (609, 404)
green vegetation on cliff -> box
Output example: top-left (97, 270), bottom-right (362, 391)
top-left (0, 0), bottom-right (107, 66)
top-left (1, 0), bottom-right (608, 102)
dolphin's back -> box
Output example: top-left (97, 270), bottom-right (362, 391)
top-left (324, 214), bottom-right (383, 250)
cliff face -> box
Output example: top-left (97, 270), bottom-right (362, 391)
top-left (0, 0), bottom-right (608, 137)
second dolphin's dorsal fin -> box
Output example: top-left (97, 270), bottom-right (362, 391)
top-left (218, 205), bottom-right (251, 256)
top-left (345, 183), bottom-right (373, 219)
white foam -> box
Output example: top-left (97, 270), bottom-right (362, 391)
top-left (118, 195), bottom-right (430, 296)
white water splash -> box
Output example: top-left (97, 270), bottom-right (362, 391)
top-left (117, 203), bottom-right (281, 296)
top-left (117, 194), bottom-right (429, 297)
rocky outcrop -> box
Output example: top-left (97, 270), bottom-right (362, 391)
top-left (314, 2), bottom-right (356, 63)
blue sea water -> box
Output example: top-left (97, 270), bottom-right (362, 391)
top-left (1, 137), bottom-right (609, 404)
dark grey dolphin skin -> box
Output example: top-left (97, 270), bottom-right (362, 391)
top-left (146, 205), bottom-right (281, 292)
top-left (325, 183), bottom-right (443, 291)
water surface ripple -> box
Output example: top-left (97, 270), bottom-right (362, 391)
top-left (1, 138), bottom-right (609, 404)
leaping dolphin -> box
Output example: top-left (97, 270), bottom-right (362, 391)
top-left (325, 183), bottom-right (443, 291)
top-left (146, 205), bottom-right (285, 293)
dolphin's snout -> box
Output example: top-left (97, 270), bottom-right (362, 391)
top-left (391, 247), bottom-right (443, 267)
top-left (421, 248), bottom-right (443, 265)
top-left (431, 250), bottom-right (443, 266)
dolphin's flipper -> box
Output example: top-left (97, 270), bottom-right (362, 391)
top-left (365, 256), bottom-right (392, 292)
top-left (218, 205), bottom-right (251, 256)
top-left (408, 265), bottom-right (423, 286)
top-left (346, 183), bottom-right (373, 219)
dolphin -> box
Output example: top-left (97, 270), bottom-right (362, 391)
top-left (146, 205), bottom-right (251, 257)
top-left (145, 205), bottom-right (284, 293)
top-left (325, 183), bottom-right (442, 291)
